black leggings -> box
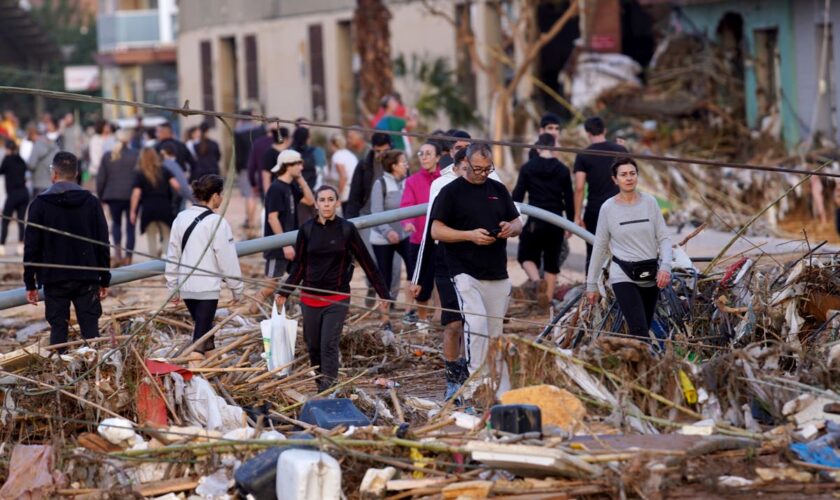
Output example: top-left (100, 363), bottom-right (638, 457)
top-left (302, 299), bottom-right (350, 391)
top-left (372, 238), bottom-right (412, 291)
top-left (184, 298), bottom-right (219, 352)
top-left (1, 189), bottom-right (28, 244)
top-left (612, 282), bottom-right (659, 338)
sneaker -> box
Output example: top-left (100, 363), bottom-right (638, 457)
top-left (15, 243), bottom-right (23, 256)
top-left (402, 310), bottom-right (419, 325)
top-left (444, 381), bottom-right (462, 404)
top-left (380, 322), bottom-right (396, 346)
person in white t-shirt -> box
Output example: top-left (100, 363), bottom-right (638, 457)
top-left (326, 132), bottom-right (358, 214)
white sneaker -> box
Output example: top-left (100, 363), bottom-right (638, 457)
top-left (15, 243), bottom-right (23, 255)
top-left (0, 247), bottom-right (6, 257)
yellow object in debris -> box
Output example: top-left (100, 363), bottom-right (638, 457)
top-left (410, 448), bottom-right (431, 479)
top-left (679, 370), bottom-right (698, 404)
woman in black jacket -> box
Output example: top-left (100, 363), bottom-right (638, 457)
top-left (192, 123), bottom-right (221, 181)
top-left (276, 185), bottom-right (390, 393)
top-left (96, 130), bottom-right (139, 266)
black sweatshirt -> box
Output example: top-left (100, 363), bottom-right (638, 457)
top-left (279, 216), bottom-right (390, 299)
top-left (0, 154), bottom-right (27, 193)
top-left (511, 156), bottom-right (575, 222)
top-left (24, 182), bottom-right (111, 290)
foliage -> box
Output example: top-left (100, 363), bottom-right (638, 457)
top-left (393, 53), bottom-right (480, 129)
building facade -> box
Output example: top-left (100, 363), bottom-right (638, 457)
top-left (661, 0), bottom-right (840, 150)
top-left (96, 0), bottom-right (179, 126)
top-left (175, 0), bottom-right (506, 136)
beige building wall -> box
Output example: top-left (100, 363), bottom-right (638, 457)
top-left (177, 1), bottom-right (469, 137)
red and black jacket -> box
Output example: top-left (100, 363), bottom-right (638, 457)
top-left (279, 216), bottom-right (390, 300)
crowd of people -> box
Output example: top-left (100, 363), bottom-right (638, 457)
top-left (13, 101), bottom-right (674, 403)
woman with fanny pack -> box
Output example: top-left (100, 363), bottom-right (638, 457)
top-left (586, 157), bottom-right (672, 339)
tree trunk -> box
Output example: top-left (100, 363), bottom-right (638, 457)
top-left (354, 0), bottom-right (393, 120)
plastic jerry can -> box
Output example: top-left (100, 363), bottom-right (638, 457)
top-left (234, 447), bottom-right (285, 500)
top-left (298, 398), bottom-right (370, 429)
top-left (276, 449), bottom-right (341, 500)
top-left (489, 404), bottom-right (542, 434)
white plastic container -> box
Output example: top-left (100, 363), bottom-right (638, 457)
top-left (276, 449), bottom-right (341, 500)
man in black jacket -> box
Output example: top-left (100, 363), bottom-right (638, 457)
top-left (24, 152), bottom-right (111, 348)
top-left (344, 132), bottom-right (392, 219)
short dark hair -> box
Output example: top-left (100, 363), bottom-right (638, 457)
top-left (4, 139), bottom-right (17, 152)
top-left (421, 141), bottom-right (441, 156)
top-left (540, 113), bottom-right (561, 129)
top-left (584, 116), bottom-right (605, 136)
top-left (158, 121), bottom-right (173, 130)
top-left (291, 127), bottom-right (309, 150)
top-left (610, 157), bottom-right (638, 177)
top-left (450, 129), bottom-right (471, 140)
top-left (315, 184), bottom-right (339, 199)
top-left (453, 147), bottom-right (468, 165)
top-left (381, 150), bottom-right (405, 174)
top-left (536, 133), bottom-right (556, 148)
top-left (160, 142), bottom-right (177, 157)
top-left (191, 174), bottom-right (224, 202)
top-left (51, 152), bottom-right (78, 179)
top-left (371, 132), bottom-right (392, 148)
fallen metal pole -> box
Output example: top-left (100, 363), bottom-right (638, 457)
top-left (0, 203), bottom-right (593, 310)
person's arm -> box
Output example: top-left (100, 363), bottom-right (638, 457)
top-left (563, 169), bottom-right (576, 222)
top-left (262, 171), bottom-right (272, 194)
top-left (431, 220), bottom-right (495, 245)
top-left (129, 187), bottom-right (141, 225)
top-left (296, 176), bottom-right (315, 207)
top-left (370, 178), bottom-right (393, 240)
top-left (23, 202), bottom-right (43, 295)
top-left (497, 190), bottom-right (523, 239)
top-left (653, 196), bottom-right (673, 288)
top-left (335, 162), bottom-right (348, 200)
top-left (574, 171), bottom-right (586, 226)
top-left (168, 177), bottom-right (180, 194)
top-left (267, 211), bottom-right (283, 236)
top-left (164, 216), bottom-right (181, 300)
top-left (96, 156), bottom-right (108, 198)
top-left (215, 220), bottom-right (245, 300)
top-left (347, 224), bottom-right (391, 300)
top-left (586, 206), bottom-right (612, 299)
top-left (399, 179), bottom-right (418, 233)
top-left (277, 226), bottom-right (308, 298)
top-left (511, 168), bottom-right (526, 203)
top-left (94, 201), bottom-right (111, 289)
top-left (344, 164), bottom-right (364, 218)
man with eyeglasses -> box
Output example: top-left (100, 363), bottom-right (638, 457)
top-left (24, 152), bottom-right (110, 350)
top-left (430, 143), bottom-right (522, 399)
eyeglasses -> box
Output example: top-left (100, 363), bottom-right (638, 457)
top-left (417, 151), bottom-right (435, 157)
top-left (467, 162), bottom-right (495, 175)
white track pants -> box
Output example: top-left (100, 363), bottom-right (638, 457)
top-left (452, 273), bottom-right (511, 395)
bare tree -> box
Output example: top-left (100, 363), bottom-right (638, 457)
top-left (422, 0), bottom-right (579, 172)
top-left (354, 0), bottom-right (393, 121)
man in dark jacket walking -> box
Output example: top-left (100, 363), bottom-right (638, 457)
top-left (24, 152), bottom-right (111, 348)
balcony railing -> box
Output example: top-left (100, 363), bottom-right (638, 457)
top-left (97, 10), bottom-right (173, 52)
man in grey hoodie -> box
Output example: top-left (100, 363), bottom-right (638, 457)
top-left (26, 125), bottom-right (60, 197)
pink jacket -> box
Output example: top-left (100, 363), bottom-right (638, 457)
top-left (400, 167), bottom-right (440, 244)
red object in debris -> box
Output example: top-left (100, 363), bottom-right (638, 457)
top-left (720, 257), bottom-right (748, 289)
top-left (136, 360), bottom-right (194, 427)
top-left (145, 359), bottom-right (194, 381)
top-left (137, 381), bottom-right (168, 427)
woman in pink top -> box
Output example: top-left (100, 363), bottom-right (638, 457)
top-left (400, 141), bottom-right (441, 325)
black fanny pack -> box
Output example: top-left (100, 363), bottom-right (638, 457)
top-left (612, 256), bottom-right (658, 281)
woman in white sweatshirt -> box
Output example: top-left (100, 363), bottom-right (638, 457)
top-left (165, 175), bottom-right (244, 353)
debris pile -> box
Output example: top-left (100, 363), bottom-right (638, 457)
top-left (2, 248), bottom-right (840, 498)
top-left (562, 33), bottom-right (834, 238)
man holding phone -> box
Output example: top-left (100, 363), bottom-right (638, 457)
top-left (431, 143), bottom-right (522, 399)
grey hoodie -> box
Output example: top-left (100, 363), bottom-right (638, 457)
top-left (27, 138), bottom-right (59, 189)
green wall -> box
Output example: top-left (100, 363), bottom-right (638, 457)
top-left (681, 0), bottom-right (799, 148)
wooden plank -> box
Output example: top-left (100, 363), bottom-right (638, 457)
top-left (135, 476), bottom-right (199, 496)
top-left (0, 344), bottom-right (48, 371)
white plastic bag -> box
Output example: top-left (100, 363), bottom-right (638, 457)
top-left (261, 302), bottom-right (297, 377)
